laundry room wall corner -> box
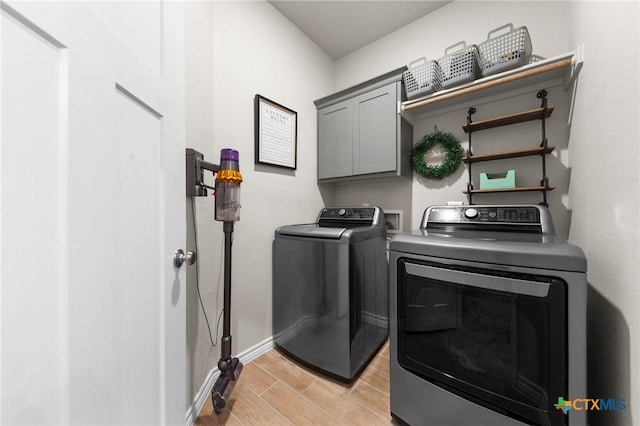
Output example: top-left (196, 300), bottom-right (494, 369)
top-left (566, 2), bottom-right (640, 425)
top-left (185, 0), bottom-right (334, 412)
top-left (185, 1), bottom-right (218, 414)
top-left (332, 1), bottom-right (571, 233)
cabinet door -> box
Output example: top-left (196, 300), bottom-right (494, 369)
top-left (353, 83), bottom-right (397, 175)
top-left (318, 102), bottom-right (352, 179)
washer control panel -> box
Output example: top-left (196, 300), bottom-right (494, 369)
top-left (428, 206), bottom-right (539, 223)
top-left (422, 205), bottom-right (554, 234)
top-left (464, 208), bottom-right (479, 219)
top-left (320, 207), bottom-right (376, 220)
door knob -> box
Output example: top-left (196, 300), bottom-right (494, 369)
top-left (173, 249), bottom-right (197, 268)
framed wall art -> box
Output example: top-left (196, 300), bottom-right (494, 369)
top-left (254, 94), bottom-right (297, 169)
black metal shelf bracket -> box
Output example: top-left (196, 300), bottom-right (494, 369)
top-left (466, 107), bottom-right (476, 204)
top-left (464, 91), bottom-right (553, 206)
top-left (538, 90), bottom-right (549, 207)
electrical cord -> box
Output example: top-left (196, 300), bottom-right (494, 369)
top-left (191, 196), bottom-right (223, 348)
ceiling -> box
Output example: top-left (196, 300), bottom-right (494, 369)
top-left (268, 1), bottom-right (451, 60)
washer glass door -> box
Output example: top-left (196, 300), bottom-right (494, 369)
top-left (397, 259), bottom-right (567, 426)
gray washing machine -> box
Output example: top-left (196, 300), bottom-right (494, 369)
top-left (388, 205), bottom-right (587, 426)
top-left (273, 206), bottom-right (388, 381)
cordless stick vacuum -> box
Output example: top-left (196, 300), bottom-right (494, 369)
top-left (211, 149), bottom-right (243, 415)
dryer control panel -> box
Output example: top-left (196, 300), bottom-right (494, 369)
top-left (319, 207), bottom-right (376, 221)
top-left (422, 205), bottom-right (555, 235)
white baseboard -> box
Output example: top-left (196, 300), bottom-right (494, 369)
top-left (185, 336), bottom-right (275, 425)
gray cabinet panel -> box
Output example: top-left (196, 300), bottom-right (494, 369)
top-left (353, 84), bottom-right (397, 175)
top-left (315, 68), bottom-right (412, 183)
top-left (318, 103), bottom-right (352, 179)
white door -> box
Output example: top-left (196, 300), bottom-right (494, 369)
top-left (1, 2), bottom-right (185, 424)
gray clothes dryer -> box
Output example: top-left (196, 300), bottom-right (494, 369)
top-left (273, 206), bottom-right (388, 381)
top-left (389, 205), bottom-right (587, 426)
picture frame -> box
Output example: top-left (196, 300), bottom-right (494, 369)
top-left (254, 94), bottom-right (297, 169)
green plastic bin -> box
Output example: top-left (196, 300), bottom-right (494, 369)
top-left (480, 170), bottom-right (515, 189)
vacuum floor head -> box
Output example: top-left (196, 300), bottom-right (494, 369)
top-left (211, 357), bottom-right (243, 415)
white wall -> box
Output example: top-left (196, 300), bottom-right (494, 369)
top-left (567, 2), bottom-right (639, 425)
top-left (334, 2), bottom-right (569, 93)
top-left (333, 2), bottom-right (639, 423)
top-left (407, 84), bottom-right (573, 238)
top-left (333, 1), bottom-right (573, 235)
top-left (186, 2), bottom-right (640, 423)
top-left (185, 0), bottom-right (334, 408)
top-left (333, 177), bottom-right (413, 233)
top-left (185, 0), bottom-right (217, 411)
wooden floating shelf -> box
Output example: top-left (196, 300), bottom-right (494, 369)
top-left (463, 146), bottom-right (556, 164)
top-left (402, 53), bottom-right (573, 114)
top-left (463, 106), bottom-right (554, 133)
top-left (463, 185), bottom-right (556, 195)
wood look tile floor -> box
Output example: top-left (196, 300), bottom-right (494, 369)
top-left (194, 341), bottom-right (401, 426)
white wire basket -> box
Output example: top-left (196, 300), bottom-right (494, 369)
top-left (437, 41), bottom-right (480, 89)
top-left (529, 54), bottom-right (545, 64)
top-left (403, 58), bottom-right (442, 100)
top-left (478, 23), bottom-right (532, 77)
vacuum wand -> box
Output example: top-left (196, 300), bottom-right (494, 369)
top-left (221, 221), bottom-right (233, 358)
top-left (211, 149), bottom-right (243, 416)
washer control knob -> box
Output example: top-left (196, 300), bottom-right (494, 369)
top-left (464, 208), bottom-right (479, 219)
top-left (338, 208), bottom-right (347, 216)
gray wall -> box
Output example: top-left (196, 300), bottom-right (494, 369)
top-left (333, 1), bottom-right (639, 424)
top-left (185, 0), bottom-right (334, 410)
top-left (186, 2), bottom-right (640, 424)
top-left (567, 2), bottom-right (639, 425)
top-left (332, 1), bottom-right (571, 233)
top-left (407, 84), bottom-right (572, 239)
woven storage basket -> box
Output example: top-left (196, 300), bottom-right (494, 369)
top-left (478, 23), bottom-right (532, 77)
top-left (437, 41), bottom-right (480, 89)
top-left (403, 58), bottom-right (442, 100)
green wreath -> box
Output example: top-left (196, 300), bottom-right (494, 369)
top-left (411, 131), bottom-right (463, 180)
